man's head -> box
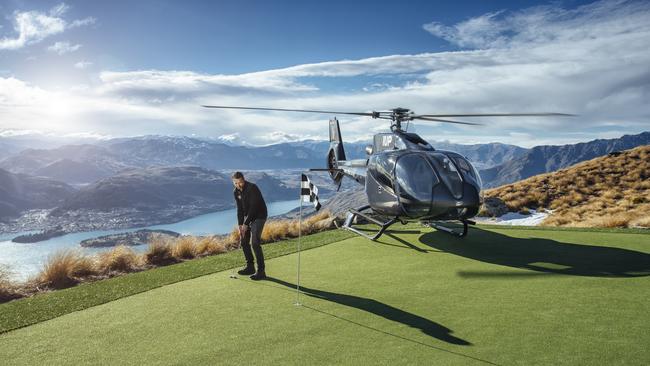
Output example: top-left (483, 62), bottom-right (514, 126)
top-left (232, 171), bottom-right (245, 190)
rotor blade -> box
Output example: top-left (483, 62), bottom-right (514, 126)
top-left (415, 113), bottom-right (575, 117)
top-left (414, 116), bottom-right (484, 126)
top-left (202, 105), bottom-right (377, 117)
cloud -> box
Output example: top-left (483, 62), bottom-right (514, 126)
top-left (74, 60), bottom-right (92, 69)
top-left (69, 17), bottom-right (96, 28)
top-left (0, 3), bottom-right (95, 50)
top-left (0, 0), bottom-right (648, 147)
top-left (47, 41), bottom-right (81, 55)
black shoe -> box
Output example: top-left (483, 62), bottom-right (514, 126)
top-left (237, 266), bottom-right (255, 275)
top-left (250, 271), bottom-right (267, 281)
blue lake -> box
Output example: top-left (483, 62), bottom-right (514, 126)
top-left (0, 200), bottom-right (299, 282)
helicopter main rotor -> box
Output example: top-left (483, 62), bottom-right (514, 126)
top-left (201, 105), bottom-right (574, 131)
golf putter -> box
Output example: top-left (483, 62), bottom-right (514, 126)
top-left (230, 228), bottom-right (243, 279)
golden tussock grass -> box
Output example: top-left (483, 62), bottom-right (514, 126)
top-left (195, 236), bottom-right (227, 256)
top-left (97, 245), bottom-right (142, 274)
top-left (171, 236), bottom-right (198, 259)
top-left (484, 145), bottom-right (650, 228)
top-left (144, 237), bottom-right (177, 266)
top-left (34, 250), bottom-right (94, 289)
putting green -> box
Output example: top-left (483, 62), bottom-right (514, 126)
top-left (1, 226), bottom-right (649, 365)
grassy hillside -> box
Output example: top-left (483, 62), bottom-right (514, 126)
top-left (483, 145), bottom-right (650, 228)
top-left (1, 225), bottom-right (648, 365)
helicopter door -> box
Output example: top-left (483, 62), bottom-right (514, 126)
top-left (394, 153), bottom-right (438, 217)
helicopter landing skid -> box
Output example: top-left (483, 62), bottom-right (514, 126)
top-left (422, 220), bottom-right (475, 238)
top-left (341, 205), bottom-right (397, 241)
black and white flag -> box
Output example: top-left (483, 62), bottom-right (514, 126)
top-left (301, 174), bottom-right (321, 211)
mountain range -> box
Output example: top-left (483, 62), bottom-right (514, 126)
top-left (0, 135), bottom-right (528, 185)
top-left (1, 130), bottom-right (649, 227)
top-left (479, 132), bottom-right (650, 188)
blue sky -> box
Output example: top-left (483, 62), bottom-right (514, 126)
top-left (0, 0), bottom-right (648, 146)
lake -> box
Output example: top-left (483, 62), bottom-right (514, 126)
top-left (0, 200), bottom-right (299, 282)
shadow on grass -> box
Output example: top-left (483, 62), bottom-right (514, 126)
top-left (420, 227), bottom-right (650, 277)
top-left (266, 277), bottom-right (470, 345)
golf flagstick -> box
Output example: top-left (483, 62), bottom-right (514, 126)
top-left (295, 172), bottom-right (304, 306)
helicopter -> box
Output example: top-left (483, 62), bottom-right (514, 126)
top-left (203, 105), bottom-right (572, 240)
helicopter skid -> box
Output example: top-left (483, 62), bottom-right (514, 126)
top-left (341, 205), bottom-right (397, 241)
top-left (422, 220), bottom-right (475, 238)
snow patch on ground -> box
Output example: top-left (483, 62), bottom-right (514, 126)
top-left (475, 210), bottom-right (550, 226)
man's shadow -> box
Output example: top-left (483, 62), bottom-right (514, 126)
top-left (420, 228), bottom-right (650, 277)
top-left (266, 277), bottom-right (471, 346)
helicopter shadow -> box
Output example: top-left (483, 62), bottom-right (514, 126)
top-left (266, 277), bottom-right (471, 346)
top-left (355, 227), bottom-right (435, 253)
top-left (419, 228), bottom-right (650, 277)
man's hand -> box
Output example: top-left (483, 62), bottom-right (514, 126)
top-left (238, 224), bottom-right (248, 237)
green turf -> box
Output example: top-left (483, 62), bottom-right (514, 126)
top-left (0, 229), bottom-right (354, 334)
top-left (1, 226), bottom-right (649, 365)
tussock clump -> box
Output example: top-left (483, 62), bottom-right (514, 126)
top-left (483, 145), bottom-right (650, 228)
top-left (195, 236), bottom-right (227, 256)
top-left (35, 250), bottom-right (90, 289)
top-left (145, 238), bottom-right (177, 266)
top-left (97, 245), bottom-right (141, 274)
top-left (172, 236), bottom-right (198, 260)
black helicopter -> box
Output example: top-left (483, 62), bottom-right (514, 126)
top-left (203, 105), bottom-right (571, 240)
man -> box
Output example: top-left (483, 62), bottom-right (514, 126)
top-left (232, 171), bottom-right (268, 280)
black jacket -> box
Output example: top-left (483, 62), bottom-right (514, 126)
top-left (234, 181), bottom-right (268, 226)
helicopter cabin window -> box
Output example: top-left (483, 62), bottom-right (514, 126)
top-left (369, 155), bottom-right (395, 190)
top-left (394, 154), bottom-right (438, 217)
top-left (428, 153), bottom-right (464, 200)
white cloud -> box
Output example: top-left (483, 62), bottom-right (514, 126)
top-left (0, 0), bottom-right (648, 147)
top-left (47, 41), bottom-right (81, 55)
top-left (74, 60), bottom-right (92, 69)
top-left (0, 3), bottom-right (95, 50)
top-left (69, 17), bottom-right (96, 28)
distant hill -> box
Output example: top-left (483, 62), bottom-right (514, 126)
top-left (33, 159), bottom-right (113, 184)
top-left (480, 132), bottom-right (650, 188)
top-left (60, 166), bottom-right (293, 211)
top-left (483, 145), bottom-right (650, 228)
top-left (0, 168), bottom-right (76, 220)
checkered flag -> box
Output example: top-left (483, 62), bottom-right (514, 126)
top-left (301, 174), bottom-right (321, 211)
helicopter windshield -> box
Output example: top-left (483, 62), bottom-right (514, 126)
top-left (394, 154), bottom-right (438, 217)
top-left (428, 153), bottom-right (464, 199)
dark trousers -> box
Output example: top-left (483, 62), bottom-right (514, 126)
top-left (241, 219), bottom-right (266, 271)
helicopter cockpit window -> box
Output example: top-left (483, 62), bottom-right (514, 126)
top-left (394, 154), bottom-right (437, 217)
top-left (428, 153), bottom-right (463, 199)
top-left (450, 155), bottom-right (482, 189)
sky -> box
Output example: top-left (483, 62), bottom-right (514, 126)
top-left (0, 0), bottom-right (649, 147)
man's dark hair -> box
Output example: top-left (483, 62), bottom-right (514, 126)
top-left (232, 171), bottom-right (244, 179)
